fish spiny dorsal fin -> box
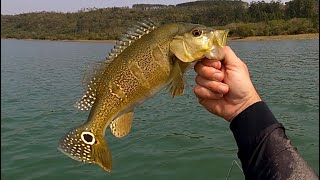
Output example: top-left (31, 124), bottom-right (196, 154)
top-left (74, 61), bottom-right (108, 111)
top-left (105, 18), bottom-right (158, 61)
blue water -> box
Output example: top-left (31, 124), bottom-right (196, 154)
top-left (1, 39), bottom-right (319, 179)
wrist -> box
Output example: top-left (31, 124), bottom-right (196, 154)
top-left (229, 92), bottom-right (262, 121)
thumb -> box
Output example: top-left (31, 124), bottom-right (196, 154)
top-left (222, 46), bottom-right (242, 66)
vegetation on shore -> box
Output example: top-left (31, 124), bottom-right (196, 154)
top-left (229, 33), bottom-right (319, 41)
top-left (1, 0), bottom-right (319, 40)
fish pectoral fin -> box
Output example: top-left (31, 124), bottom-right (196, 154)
top-left (110, 111), bottom-right (134, 138)
top-left (169, 36), bottom-right (194, 63)
top-left (168, 57), bottom-right (189, 97)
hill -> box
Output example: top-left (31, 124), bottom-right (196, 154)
top-left (1, 0), bottom-right (318, 40)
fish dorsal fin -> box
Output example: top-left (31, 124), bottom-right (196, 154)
top-left (106, 18), bottom-right (158, 61)
top-left (75, 19), bottom-right (157, 111)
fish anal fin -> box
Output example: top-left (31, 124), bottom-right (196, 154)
top-left (110, 111), bottom-right (134, 138)
top-left (168, 57), bottom-right (190, 97)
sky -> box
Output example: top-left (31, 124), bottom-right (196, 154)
top-left (1, 0), bottom-right (290, 15)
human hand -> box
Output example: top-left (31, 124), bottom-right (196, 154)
top-left (194, 46), bottom-right (261, 121)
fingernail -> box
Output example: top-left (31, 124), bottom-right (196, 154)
top-left (213, 73), bottom-right (222, 80)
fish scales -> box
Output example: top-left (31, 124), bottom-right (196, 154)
top-left (90, 43), bottom-right (173, 128)
top-left (58, 19), bottom-right (229, 172)
top-left (88, 27), bottom-right (176, 128)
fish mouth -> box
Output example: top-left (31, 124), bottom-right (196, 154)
top-left (204, 29), bottom-right (229, 60)
top-left (213, 29), bottom-right (229, 47)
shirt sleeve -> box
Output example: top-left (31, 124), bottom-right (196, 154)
top-left (230, 101), bottom-right (318, 180)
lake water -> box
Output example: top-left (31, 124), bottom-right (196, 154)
top-left (1, 39), bottom-right (319, 179)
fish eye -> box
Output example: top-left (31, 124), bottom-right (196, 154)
top-left (192, 29), bottom-right (202, 37)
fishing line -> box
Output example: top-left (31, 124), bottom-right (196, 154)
top-left (224, 140), bottom-right (316, 179)
top-left (112, 132), bottom-right (155, 157)
top-left (112, 96), bottom-right (178, 157)
top-left (300, 143), bottom-right (315, 155)
top-left (225, 159), bottom-right (243, 180)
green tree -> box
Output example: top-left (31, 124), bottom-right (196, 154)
top-left (285, 0), bottom-right (319, 18)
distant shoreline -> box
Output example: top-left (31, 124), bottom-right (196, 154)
top-left (1, 38), bottom-right (117, 43)
top-left (229, 33), bottom-right (319, 41)
top-left (2, 33), bottom-right (319, 43)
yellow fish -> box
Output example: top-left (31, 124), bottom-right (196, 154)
top-left (58, 19), bottom-right (228, 172)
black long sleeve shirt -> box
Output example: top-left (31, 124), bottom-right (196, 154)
top-left (230, 101), bottom-right (319, 180)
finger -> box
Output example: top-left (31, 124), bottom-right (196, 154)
top-left (198, 97), bottom-right (204, 104)
top-left (222, 46), bottom-right (241, 65)
top-left (195, 75), bottom-right (229, 94)
top-left (194, 62), bottom-right (224, 81)
top-left (194, 85), bottom-right (224, 100)
top-left (200, 59), bottom-right (222, 69)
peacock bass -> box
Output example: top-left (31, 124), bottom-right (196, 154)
top-left (58, 19), bottom-right (228, 172)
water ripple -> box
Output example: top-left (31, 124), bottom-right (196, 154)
top-left (1, 39), bottom-right (319, 179)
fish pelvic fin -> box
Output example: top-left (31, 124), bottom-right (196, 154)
top-left (57, 125), bottom-right (112, 172)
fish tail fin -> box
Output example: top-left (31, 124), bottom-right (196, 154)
top-left (57, 125), bottom-right (112, 172)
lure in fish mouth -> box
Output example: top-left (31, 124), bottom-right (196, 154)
top-left (58, 19), bottom-right (228, 172)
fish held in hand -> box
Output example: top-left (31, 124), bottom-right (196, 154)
top-left (57, 19), bottom-right (228, 172)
